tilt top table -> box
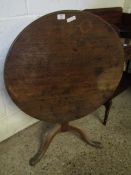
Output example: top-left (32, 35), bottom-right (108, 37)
top-left (4, 10), bottom-right (124, 165)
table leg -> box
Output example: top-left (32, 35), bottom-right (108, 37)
top-left (103, 100), bottom-right (112, 125)
top-left (29, 124), bottom-right (61, 166)
top-left (29, 122), bottom-right (102, 166)
top-left (68, 124), bottom-right (102, 148)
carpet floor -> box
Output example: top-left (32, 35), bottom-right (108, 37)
top-left (0, 88), bottom-right (131, 175)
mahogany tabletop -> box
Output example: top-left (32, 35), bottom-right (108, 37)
top-left (4, 10), bottom-right (124, 123)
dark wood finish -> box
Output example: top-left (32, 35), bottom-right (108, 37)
top-left (84, 7), bottom-right (131, 62)
top-left (83, 7), bottom-right (131, 125)
top-left (4, 11), bottom-right (124, 165)
top-left (29, 124), bottom-right (61, 166)
top-left (124, 46), bottom-right (131, 61)
top-left (120, 26), bottom-right (131, 38)
top-left (4, 11), bottom-right (124, 124)
top-left (84, 7), bottom-right (123, 27)
top-left (120, 13), bottom-right (131, 39)
top-left (122, 13), bottom-right (131, 27)
top-left (103, 100), bottom-right (112, 125)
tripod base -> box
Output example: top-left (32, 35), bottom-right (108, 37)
top-left (29, 122), bottom-right (102, 166)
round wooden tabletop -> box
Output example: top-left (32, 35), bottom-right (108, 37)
top-left (4, 10), bottom-right (124, 123)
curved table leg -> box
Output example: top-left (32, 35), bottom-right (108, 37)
top-left (68, 124), bottom-right (102, 148)
top-left (30, 122), bottom-right (102, 166)
top-left (29, 124), bottom-right (61, 166)
top-left (103, 100), bottom-right (112, 125)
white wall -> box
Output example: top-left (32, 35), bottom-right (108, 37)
top-left (124, 0), bottom-right (131, 12)
top-left (0, 0), bottom-right (126, 142)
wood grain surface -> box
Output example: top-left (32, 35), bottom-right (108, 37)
top-left (4, 11), bottom-right (124, 123)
